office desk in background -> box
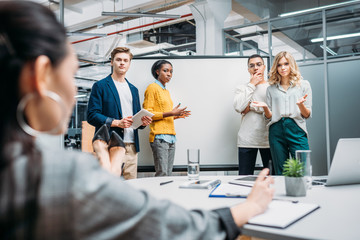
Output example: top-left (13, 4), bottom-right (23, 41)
top-left (127, 176), bottom-right (360, 240)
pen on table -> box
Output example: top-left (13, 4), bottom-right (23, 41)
top-left (228, 182), bottom-right (253, 188)
top-left (225, 193), bottom-right (248, 198)
top-left (160, 180), bottom-right (173, 186)
top-left (273, 198), bottom-right (299, 204)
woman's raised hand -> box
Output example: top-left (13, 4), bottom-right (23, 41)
top-left (174, 110), bottom-right (191, 119)
top-left (172, 104), bottom-right (190, 117)
top-left (296, 94), bottom-right (308, 105)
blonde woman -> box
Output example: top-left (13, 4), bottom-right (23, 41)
top-left (252, 51), bottom-right (312, 175)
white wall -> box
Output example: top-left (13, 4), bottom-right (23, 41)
top-left (126, 57), bottom-right (259, 166)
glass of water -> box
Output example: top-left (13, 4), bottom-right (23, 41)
top-left (187, 149), bottom-right (200, 180)
top-left (295, 150), bottom-right (312, 190)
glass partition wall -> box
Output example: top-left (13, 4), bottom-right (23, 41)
top-left (224, 2), bottom-right (360, 61)
top-left (224, 2), bottom-right (360, 175)
top-left (325, 4), bottom-right (360, 59)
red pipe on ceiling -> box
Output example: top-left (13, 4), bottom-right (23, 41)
top-left (71, 13), bottom-right (193, 45)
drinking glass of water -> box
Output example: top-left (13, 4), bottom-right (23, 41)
top-left (295, 150), bottom-right (312, 190)
top-left (187, 149), bottom-right (200, 180)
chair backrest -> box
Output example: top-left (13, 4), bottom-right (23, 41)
top-left (81, 121), bottom-right (95, 153)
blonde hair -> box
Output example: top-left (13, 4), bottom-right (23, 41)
top-left (268, 51), bottom-right (302, 85)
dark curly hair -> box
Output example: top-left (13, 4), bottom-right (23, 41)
top-left (151, 60), bottom-right (173, 79)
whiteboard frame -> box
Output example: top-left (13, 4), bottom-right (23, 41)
top-left (125, 56), bottom-right (270, 168)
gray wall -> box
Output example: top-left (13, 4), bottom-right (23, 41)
top-left (299, 58), bottom-right (360, 175)
top-left (299, 64), bottom-right (327, 175)
top-left (328, 60), bottom-right (360, 158)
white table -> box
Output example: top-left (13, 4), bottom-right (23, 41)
top-left (127, 175), bottom-right (360, 240)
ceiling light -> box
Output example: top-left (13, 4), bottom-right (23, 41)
top-left (320, 45), bottom-right (337, 56)
top-left (279, 0), bottom-right (360, 17)
top-left (74, 94), bottom-right (87, 99)
top-left (101, 11), bottom-right (181, 19)
top-left (311, 32), bottom-right (360, 43)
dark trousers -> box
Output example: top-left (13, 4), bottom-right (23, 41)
top-left (269, 118), bottom-right (309, 175)
top-left (238, 147), bottom-right (272, 175)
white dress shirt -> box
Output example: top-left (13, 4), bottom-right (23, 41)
top-left (266, 80), bottom-right (312, 135)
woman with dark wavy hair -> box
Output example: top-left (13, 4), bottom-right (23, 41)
top-left (0, 1), bottom-right (274, 239)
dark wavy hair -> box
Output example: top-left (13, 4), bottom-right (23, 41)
top-left (151, 60), bottom-right (173, 79)
top-left (0, 1), bottom-right (67, 239)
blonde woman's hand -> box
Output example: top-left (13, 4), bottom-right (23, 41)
top-left (296, 94), bottom-right (308, 106)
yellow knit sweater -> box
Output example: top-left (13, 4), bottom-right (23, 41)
top-left (143, 83), bottom-right (176, 142)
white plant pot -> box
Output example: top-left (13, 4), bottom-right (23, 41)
top-left (285, 176), bottom-right (307, 197)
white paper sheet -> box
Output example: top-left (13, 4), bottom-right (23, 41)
top-left (248, 200), bottom-right (320, 228)
top-left (131, 109), bottom-right (154, 129)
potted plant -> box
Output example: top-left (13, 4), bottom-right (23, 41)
top-left (283, 158), bottom-right (307, 197)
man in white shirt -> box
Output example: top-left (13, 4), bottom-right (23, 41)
top-left (87, 47), bottom-right (152, 179)
top-left (233, 55), bottom-right (272, 175)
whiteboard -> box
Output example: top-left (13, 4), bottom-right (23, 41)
top-left (126, 57), bottom-right (260, 166)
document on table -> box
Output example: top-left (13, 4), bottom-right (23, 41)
top-left (180, 179), bottom-right (221, 189)
top-left (209, 183), bottom-right (251, 198)
top-left (248, 200), bottom-right (320, 228)
top-left (228, 175), bottom-right (275, 187)
top-left (131, 109), bottom-right (154, 129)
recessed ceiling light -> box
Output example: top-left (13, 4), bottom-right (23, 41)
top-left (311, 32), bottom-right (360, 43)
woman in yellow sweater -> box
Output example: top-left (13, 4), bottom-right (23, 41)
top-left (143, 60), bottom-right (191, 176)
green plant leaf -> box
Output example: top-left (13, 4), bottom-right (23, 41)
top-left (283, 158), bottom-right (304, 177)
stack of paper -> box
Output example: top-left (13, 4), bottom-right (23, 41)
top-left (248, 200), bottom-right (320, 228)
